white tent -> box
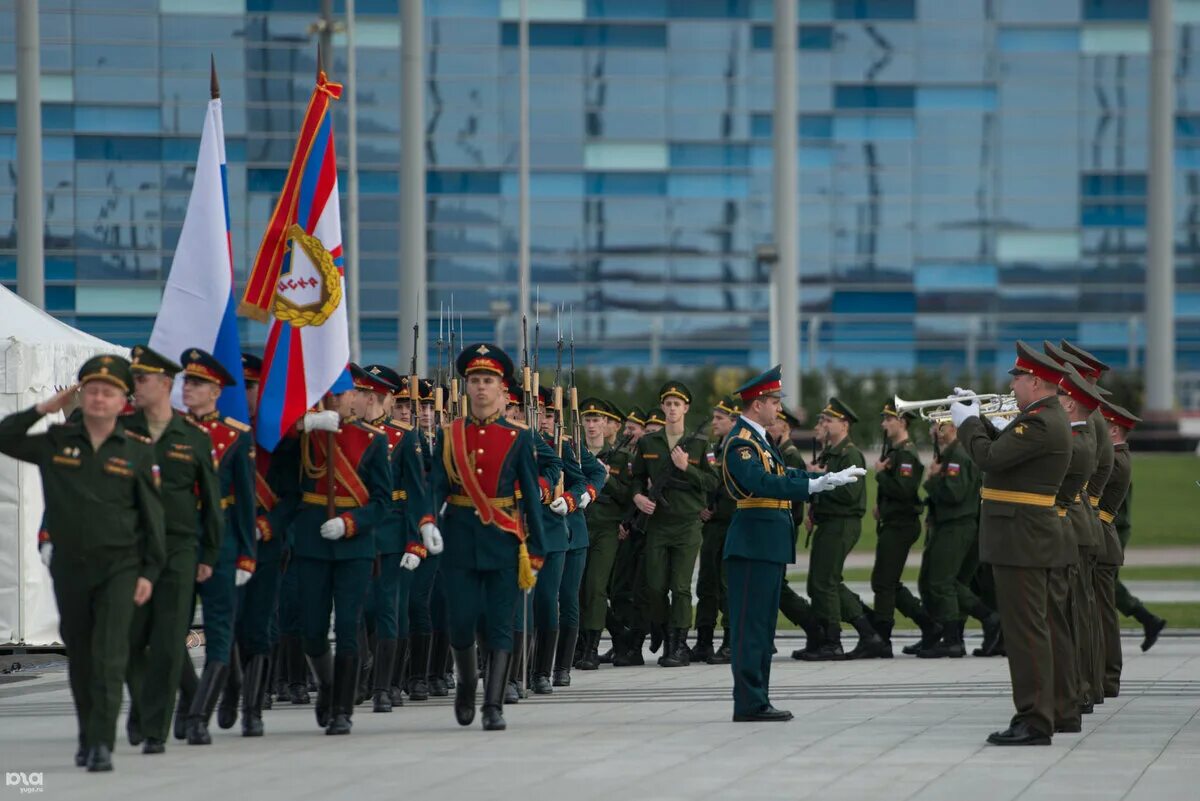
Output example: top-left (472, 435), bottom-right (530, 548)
top-left (0, 285), bottom-right (127, 646)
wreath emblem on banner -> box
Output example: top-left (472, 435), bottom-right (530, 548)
top-left (273, 223), bottom-right (342, 328)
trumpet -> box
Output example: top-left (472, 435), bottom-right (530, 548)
top-left (893, 393), bottom-right (1016, 422)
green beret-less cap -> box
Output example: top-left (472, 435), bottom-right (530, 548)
top-left (79, 354), bottom-right (133, 394)
top-left (130, 345), bottom-right (181, 377)
top-left (658, 381), bottom-right (692, 404)
top-left (820, 397), bottom-right (858, 424)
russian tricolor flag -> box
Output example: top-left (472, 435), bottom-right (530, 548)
top-left (150, 93), bottom-right (249, 424)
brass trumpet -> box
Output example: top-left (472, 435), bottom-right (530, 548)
top-left (893, 393), bottom-right (1017, 422)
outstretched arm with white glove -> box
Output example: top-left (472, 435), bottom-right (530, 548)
top-left (949, 385), bottom-right (981, 428)
top-left (807, 466), bottom-right (868, 494)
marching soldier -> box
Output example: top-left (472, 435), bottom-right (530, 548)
top-left (801, 399), bottom-right (883, 660)
top-left (954, 341), bottom-right (1070, 745)
top-left (177, 349), bottom-right (256, 746)
top-left (692, 395), bottom-right (739, 664)
top-left (1096, 399), bottom-right (1139, 697)
top-left (630, 382), bottom-right (719, 667)
top-left (607, 406), bottom-right (653, 666)
top-left (0, 357), bottom-right (166, 771)
top-left (721, 366), bottom-right (864, 721)
top-left (123, 347), bottom-right (222, 754)
top-left (430, 343), bottom-right (549, 731)
top-left (772, 408), bottom-right (824, 660)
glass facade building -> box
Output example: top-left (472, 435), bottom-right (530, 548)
top-left (1, 0), bottom-right (1199, 379)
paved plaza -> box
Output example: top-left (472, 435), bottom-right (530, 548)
top-left (1, 631), bottom-right (1197, 801)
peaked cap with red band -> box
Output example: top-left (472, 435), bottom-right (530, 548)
top-left (350, 363), bottom-right (397, 395)
top-left (241, 352), bottom-right (262, 384)
top-left (1099, 399), bottom-right (1141, 430)
top-left (1007, 340), bottom-right (1066, 384)
top-left (456, 342), bottom-right (513, 382)
top-left (1057, 365), bottom-right (1103, 411)
top-left (1061, 340), bottom-right (1109, 378)
top-left (1043, 340), bottom-right (1095, 378)
top-left (736, 364), bottom-right (783, 404)
top-left (181, 348), bottom-right (235, 387)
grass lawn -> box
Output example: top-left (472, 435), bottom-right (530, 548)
top-left (843, 453), bottom-right (1197, 553)
top-left (777, 602), bottom-right (1200, 631)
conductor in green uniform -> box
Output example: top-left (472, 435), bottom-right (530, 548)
top-left (721, 366), bottom-right (865, 722)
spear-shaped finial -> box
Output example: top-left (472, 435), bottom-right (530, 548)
top-left (210, 54), bottom-right (220, 100)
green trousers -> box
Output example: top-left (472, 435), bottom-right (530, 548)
top-left (580, 523), bottom-right (620, 631)
top-left (1114, 525), bottom-right (1141, 616)
top-left (871, 516), bottom-right (923, 623)
top-left (644, 522), bottom-right (703, 629)
top-left (127, 546), bottom-right (196, 743)
top-left (726, 558), bottom-right (784, 716)
top-left (808, 517), bottom-right (865, 625)
top-left (51, 551), bottom-right (140, 751)
top-left (1071, 547), bottom-right (1099, 705)
top-left (295, 557), bottom-right (373, 658)
top-left (919, 518), bottom-right (979, 625)
top-left (694, 521), bottom-right (729, 630)
top-left (609, 534), bottom-right (648, 634)
top-left (778, 576), bottom-right (816, 628)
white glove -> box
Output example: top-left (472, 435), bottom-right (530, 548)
top-left (320, 517), bottom-right (347, 540)
top-left (952, 386), bottom-right (977, 399)
top-left (992, 416), bottom-right (1014, 432)
top-left (303, 410), bottom-right (340, 433)
top-left (808, 466), bottom-right (867, 494)
top-left (400, 553), bottom-right (421, 571)
top-left (578, 492), bottom-right (592, 510)
top-left (39, 542), bottom-right (53, 568)
top-left (235, 568), bottom-right (253, 587)
top-left (950, 397), bottom-right (980, 428)
top-left (549, 496), bottom-right (570, 516)
top-left (420, 522), bottom-right (444, 555)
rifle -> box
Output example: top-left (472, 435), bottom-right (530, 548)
top-left (624, 422), bottom-right (707, 538)
top-left (568, 308), bottom-right (582, 463)
top-left (448, 295), bottom-right (458, 420)
top-left (552, 307), bottom-right (564, 471)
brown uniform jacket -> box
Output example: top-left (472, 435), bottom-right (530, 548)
top-left (1060, 421), bottom-right (1097, 563)
top-left (1096, 443), bottom-right (1131, 567)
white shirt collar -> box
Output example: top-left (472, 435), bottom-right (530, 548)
top-left (741, 415), bottom-right (768, 441)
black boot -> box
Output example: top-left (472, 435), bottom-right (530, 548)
top-left (326, 654), bottom-right (358, 735)
top-left (919, 621), bottom-right (966, 659)
top-left (442, 637), bottom-right (456, 690)
top-left (660, 628), bottom-right (691, 667)
top-left (874, 618), bottom-right (895, 659)
top-left (174, 656), bottom-right (196, 741)
top-left (428, 631), bottom-right (450, 696)
top-left (185, 661), bottom-right (229, 745)
top-left (482, 650), bottom-right (510, 731)
top-left (372, 638), bottom-right (398, 713)
top-left (793, 618), bottom-right (823, 660)
top-left (649, 622), bottom-right (666, 654)
top-left (241, 653), bottom-right (266, 737)
top-left (453, 646), bottom-right (478, 726)
top-left (286, 635), bottom-right (311, 704)
top-left (1132, 604), bottom-right (1167, 652)
top-left (532, 628), bottom-right (557, 695)
top-left (614, 629), bottom-right (646, 666)
top-left (577, 630), bottom-right (602, 671)
top-left (306, 650), bottom-right (335, 730)
top-left (126, 706), bottom-right (143, 747)
top-left (407, 633), bottom-right (431, 700)
top-left (709, 628), bottom-right (732, 664)
top-left (973, 606), bottom-right (1004, 657)
top-left (261, 649), bottom-right (274, 711)
top-left (845, 615), bottom-right (888, 660)
top-left (390, 638), bottom-right (409, 706)
top-left (800, 621), bottom-right (845, 661)
top-left (217, 644), bottom-right (242, 730)
top-left (902, 617), bottom-right (944, 656)
top-left (356, 633), bottom-right (375, 706)
top-left (85, 743), bottom-right (113, 773)
top-left (689, 626), bottom-right (715, 663)
top-left (270, 641), bottom-right (287, 700)
top-left (554, 626), bottom-right (578, 687)
top-left (507, 634), bottom-right (529, 702)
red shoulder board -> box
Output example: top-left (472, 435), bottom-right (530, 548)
top-left (197, 417), bottom-right (247, 465)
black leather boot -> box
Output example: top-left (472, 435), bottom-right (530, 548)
top-left (660, 628), bottom-right (691, 667)
top-left (576, 630), bottom-right (602, 670)
top-left (85, 743), bottom-right (113, 772)
top-left (919, 620), bottom-right (966, 659)
top-left (217, 644), bottom-right (242, 730)
top-left (903, 618), bottom-right (944, 656)
top-left (482, 650), bottom-right (510, 731)
top-left (649, 623), bottom-right (666, 654)
top-left (800, 621), bottom-right (845, 661)
top-left (442, 637), bottom-right (456, 690)
top-left (973, 606), bottom-right (1004, 657)
top-left (532, 628), bottom-right (557, 694)
top-left (507, 634), bottom-right (528, 702)
top-left (372, 638), bottom-right (398, 712)
top-left (306, 650), bottom-right (335, 729)
top-left (185, 661), bottom-right (229, 745)
top-left (174, 652), bottom-right (197, 740)
top-left (286, 635), bottom-right (311, 704)
top-left (793, 618), bottom-right (823, 660)
top-left (846, 615), bottom-right (888, 660)
top-left (709, 628), bottom-right (732, 664)
top-left (554, 626), bottom-right (578, 686)
top-left (261, 648), bottom-right (274, 711)
top-left (613, 630), bottom-right (646, 667)
top-left (241, 653), bottom-right (266, 737)
top-left (407, 633), bottom-right (431, 700)
top-left (689, 626), bottom-right (715, 663)
top-left (390, 638), bottom-right (408, 706)
top-left (453, 646), bottom-right (478, 726)
top-left (428, 631), bottom-right (450, 696)
top-left (1132, 604), bottom-right (1167, 652)
top-left (126, 705), bottom-right (143, 746)
top-left (874, 618), bottom-right (895, 658)
top-left (270, 641), bottom-right (287, 700)
top-left (356, 632), bottom-right (374, 706)
top-left (326, 654), bottom-right (358, 735)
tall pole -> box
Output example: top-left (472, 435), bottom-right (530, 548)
top-left (773, 0), bottom-right (799, 401)
top-left (1146, 0), bottom-right (1175, 416)
top-left (400, 0), bottom-right (427, 372)
top-left (16, 0), bottom-right (44, 309)
top-left (345, 0), bottom-right (361, 361)
top-left (517, 0), bottom-right (531, 324)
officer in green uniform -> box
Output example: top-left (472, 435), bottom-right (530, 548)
top-left (0, 356), bottom-right (166, 771)
top-left (1096, 399), bottom-right (1139, 697)
top-left (801, 398), bottom-right (883, 660)
top-left (578, 399), bottom-right (634, 669)
top-left (722, 366), bottom-right (865, 722)
top-left (604, 406), bottom-right (650, 666)
top-left (123, 347), bottom-right (222, 755)
top-left (955, 341), bottom-right (1071, 746)
top-left (692, 395), bottom-right (739, 664)
top-left (430, 343), bottom-right (549, 731)
top-left (631, 382), bottom-right (719, 667)
top-left (870, 401), bottom-right (935, 656)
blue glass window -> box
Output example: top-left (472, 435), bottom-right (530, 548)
top-left (45, 286), bottom-right (75, 313)
top-left (1081, 0), bottom-right (1147, 21)
top-left (915, 264), bottom-right (997, 290)
top-left (248, 168), bottom-right (287, 193)
top-left (750, 112), bottom-right (772, 139)
top-left (669, 143), bottom-right (750, 168)
top-left (501, 22), bottom-right (668, 48)
top-left (667, 173), bottom-right (748, 198)
top-left (800, 146), bottom-right (833, 168)
top-left (997, 27), bottom-right (1080, 53)
top-left (74, 136), bottom-right (162, 161)
top-left (585, 172), bottom-right (667, 195)
top-left (248, 0), bottom-right (399, 11)
top-left (667, 0), bottom-right (749, 18)
top-left (831, 291), bottom-right (916, 314)
top-left (1080, 173), bottom-right (1146, 197)
top-left (833, 115), bottom-right (914, 139)
top-left (801, 114), bottom-right (834, 139)
top-left (1080, 203), bottom-right (1146, 227)
top-left (427, 171), bottom-right (502, 195)
top-left (751, 25), bottom-right (834, 50)
top-left (426, 0), bottom-right (500, 15)
top-left (1177, 115), bottom-right (1200, 138)
top-left (43, 105), bottom-right (75, 131)
top-left (834, 84), bottom-right (916, 109)
top-left (587, 0), bottom-right (669, 18)
top-left (359, 171), bottom-right (400, 194)
top-left (0, 104), bottom-right (11, 129)
top-left (74, 106), bottom-right (161, 134)
top-left (917, 87), bottom-right (997, 110)
top-left (834, 0), bottom-right (915, 20)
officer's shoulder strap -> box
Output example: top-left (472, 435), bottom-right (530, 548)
top-left (125, 429), bottom-right (153, 445)
top-left (356, 420), bottom-right (387, 437)
top-left (223, 416), bottom-right (251, 433)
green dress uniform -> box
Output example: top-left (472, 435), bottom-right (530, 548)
top-left (630, 382), bottom-right (719, 666)
top-left (0, 356), bottom-right (166, 770)
top-left (1095, 400), bottom-right (1140, 693)
top-left (1054, 418), bottom-right (1095, 731)
top-left (870, 428), bottom-right (926, 647)
top-left (123, 347), bottom-right (223, 751)
top-left (957, 342), bottom-right (1071, 745)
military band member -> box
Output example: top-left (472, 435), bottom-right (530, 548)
top-left (693, 396), bottom-right (739, 664)
top-left (0, 356), bottom-right (166, 771)
top-left (721, 366), bottom-right (865, 721)
top-left (123, 347), bottom-right (222, 754)
top-left (954, 342), bottom-right (1071, 746)
top-left (430, 343), bottom-right (550, 731)
top-left (1096, 399), bottom-right (1139, 697)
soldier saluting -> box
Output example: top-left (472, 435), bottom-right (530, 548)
top-left (0, 355), bottom-right (166, 771)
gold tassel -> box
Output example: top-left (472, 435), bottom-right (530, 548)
top-left (517, 542), bottom-right (537, 590)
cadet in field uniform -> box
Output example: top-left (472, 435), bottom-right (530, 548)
top-left (123, 347), bottom-right (222, 755)
top-left (578, 399), bottom-right (634, 669)
top-left (555, 426), bottom-right (606, 686)
top-left (721, 366), bottom-right (865, 722)
top-left (870, 402), bottom-right (935, 656)
top-left (801, 399), bottom-right (883, 661)
top-left (693, 396), bottom-right (739, 664)
top-left (0, 356), bottom-right (166, 771)
top-left (772, 408), bottom-right (824, 660)
top-left (954, 342), bottom-right (1070, 746)
top-left (603, 406), bottom-right (651, 666)
top-left (630, 382), bottom-right (720, 667)
top-left (178, 349), bottom-right (256, 746)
